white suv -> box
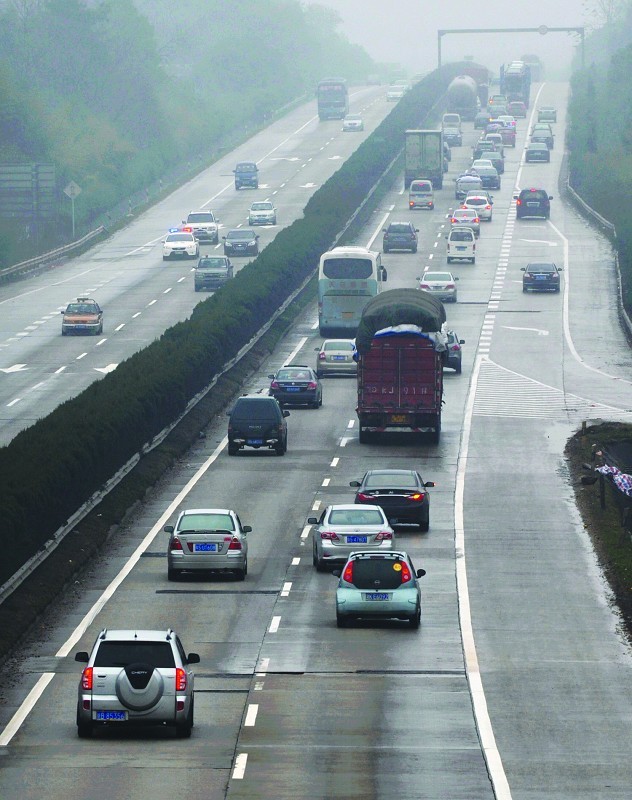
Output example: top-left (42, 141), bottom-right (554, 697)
top-left (183, 210), bottom-right (219, 243)
top-left (75, 629), bottom-right (200, 738)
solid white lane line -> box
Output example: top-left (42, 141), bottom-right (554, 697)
top-left (232, 753), bottom-right (248, 780)
top-left (285, 336), bottom-right (308, 366)
top-left (0, 673), bottom-right (55, 747)
top-left (281, 582), bottom-right (292, 597)
top-left (330, 457), bottom-right (339, 467)
top-left (366, 211), bottom-right (391, 249)
top-left (244, 704), bottom-right (259, 726)
top-left (269, 616), bottom-right (281, 633)
top-left (340, 437), bottom-right (351, 447)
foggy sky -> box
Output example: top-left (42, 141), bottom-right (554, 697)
top-left (308, 0), bottom-right (590, 76)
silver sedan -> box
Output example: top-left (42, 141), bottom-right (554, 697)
top-left (309, 504), bottom-right (395, 571)
top-left (315, 339), bottom-right (357, 376)
top-left (450, 207), bottom-right (481, 237)
top-left (165, 508), bottom-right (251, 580)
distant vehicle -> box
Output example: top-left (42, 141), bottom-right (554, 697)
top-left (485, 150), bottom-right (505, 174)
top-left (450, 207), bottom-right (480, 237)
top-left (61, 297), bottom-right (103, 336)
top-left (317, 77), bottom-right (349, 119)
top-left (404, 129), bottom-right (444, 189)
top-left (521, 261), bottom-right (562, 292)
top-left (442, 126), bottom-right (462, 147)
top-left (462, 193), bottom-right (493, 222)
top-left (163, 230), bottom-right (199, 260)
top-left (383, 221), bottom-right (418, 253)
top-left (233, 161), bottom-right (259, 190)
top-left (444, 329), bottom-right (465, 373)
top-left (474, 110), bottom-right (491, 129)
top-left (194, 256), bottom-right (233, 292)
top-left (367, 74), bottom-right (381, 85)
top-left (333, 550), bottom-right (426, 628)
top-left (226, 395), bottom-right (289, 456)
top-left (248, 201), bottom-right (277, 225)
top-left (455, 173), bottom-right (483, 201)
top-left (315, 339), bottom-right (357, 377)
top-left (500, 61), bottom-right (531, 107)
top-left (515, 188), bottom-right (553, 219)
top-left (445, 75), bottom-right (480, 120)
top-left (525, 142), bottom-right (550, 163)
top-left (507, 100), bottom-right (527, 118)
top-left (386, 84), bottom-right (406, 101)
top-left (408, 179), bottom-right (434, 210)
top-left (165, 508), bottom-right (251, 581)
top-left (475, 165), bottom-right (501, 191)
top-left (309, 504), bottom-right (395, 571)
top-left (537, 106), bottom-right (557, 123)
top-left (530, 124), bottom-right (554, 149)
top-left (488, 94), bottom-right (508, 109)
top-left (268, 364), bottom-right (322, 408)
top-left (318, 246), bottom-right (386, 336)
top-left (182, 210), bottom-right (219, 243)
top-left (446, 227), bottom-right (476, 264)
top-left (442, 112), bottom-right (462, 130)
top-left (484, 132), bottom-right (505, 156)
top-left (472, 139), bottom-right (497, 160)
top-left (350, 468), bottom-right (434, 530)
top-left (342, 114), bottom-right (364, 132)
top-left (222, 229), bottom-right (259, 256)
top-left (418, 270), bottom-right (459, 302)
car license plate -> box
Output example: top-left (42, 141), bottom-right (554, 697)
top-left (333, 355), bottom-right (347, 361)
top-left (346, 535), bottom-right (367, 544)
top-left (247, 438), bottom-right (263, 445)
top-left (456, 246), bottom-right (466, 251)
top-left (96, 711), bottom-right (127, 721)
top-left (194, 543), bottom-right (217, 552)
top-left (390, 414), bottom-right (407, 423)
top-left (365, 593), bottom-right (390, 601)
top-left (342, 312), bottom-right (354, 319)
top-left (285, 386), bottom-right (300, 392)
top-left (527, 201), bottom-right (539, 207)
top-left (535, 275), bottom-right (546, 280)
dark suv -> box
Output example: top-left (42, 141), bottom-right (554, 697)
top-left (233, 161), bottom-right (259, 189)
top-left (227, 395), bottom-right (289, 455)
top-left (382, 221), bottom-right (418, 253)
top-left (515, 188), bottom-right (553, 219)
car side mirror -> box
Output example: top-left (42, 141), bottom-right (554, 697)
top-left (222, 236), bottom-right (226, 240)
top-left (242, 525), bottom-right (252, 533)
top-left (307, 517), bottom-right (318, 524)
top-left (520, 267), bottom-right (526, 271)
top-left (549, 196), bottom-right (553, 200)
top-left (314, 347), bottom-right (320, 351)
top-left (186, 653), bottom-right (201, 665)
top-left (164, 525), bottom-right (174, 533)
top-left (349, 481), bottom-right (361, 487)
top-left (268, 374), bottom-right (275, 379)
top-left (332, 570), bottom-right (341, 578)
top-left (454, 277), bottom-right (460, 281)
top-left (557, 267), bottom-right (563, 271)
top-left (424, 481), bottom-right (435, 488)
top-left (75, 652), bottom-right (90, 663)
top-left (381, 268), bottom-right (387, 282)
top-left (416, 568), bottom-right (426, 578)
top-left (60, 309), bottom-right (64, 314)
top-left (282, 410), bottom-right (290, 417)
top-left (459, 339), bottom-right (465, 344)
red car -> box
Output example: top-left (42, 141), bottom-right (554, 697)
top-left (507, 100), bottom-right (527, 118)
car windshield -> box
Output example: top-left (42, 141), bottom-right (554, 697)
top-left (450, 230), bottom-right (474, 241)
top-left (527, 263), bottom-right (556, 272)
top-left (364, 473), bottom-right (418, 489)
top-left (166, 234), bottom-right (191, 242)
top-left (179, 512), bottom-right (235, 531)
top-left (349, 558), bottom-right (405, 590)
top-left (66, 304), bottom-right (97, 314)
top-left (251, 203), bottom-right (272, 210)
top-left (324, 341), bottom-right (354, 351)
top-left (94, 641), bottom-right (176, 668)
top-left (465, 198), bottom-right (485, 206)
top-left (328, 509), bottom-right (384, 525)
top-left (187, 213), bottom-right (215, 222)
top-left (424, 273), bottom-right (452, 282)
top-left (197, 258), bottom-right (227, 269)
top-left (227, 230), bottom-right (254, 240)
top-left (276, 369), bottom-right (312, 380)
top-left (387, 224), bottom-right (412, 233)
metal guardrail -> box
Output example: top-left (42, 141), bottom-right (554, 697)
top-left (0, 226), bottom-right (106, 283)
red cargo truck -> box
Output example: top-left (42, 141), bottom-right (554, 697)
top-left (354, 289), bottom-right (446, 444)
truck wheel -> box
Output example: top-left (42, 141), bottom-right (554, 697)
top-left (359, 427), bottom-right (369, 444)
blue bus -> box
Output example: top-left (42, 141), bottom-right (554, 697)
top-left (317, 78), bottom-right (349, 120)
top-left (318, 247), bottom-right (386, 336)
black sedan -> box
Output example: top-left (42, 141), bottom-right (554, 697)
top-left (350, 469), bottom-right (434, 531)
top-left (521, 262), bottom-right (563, 292)
top-left (525, 143), bottom-right (550, 163)
top-left (222, 228), bottom-right (259, 256)
top-left (268, 364), bottom-right (322, 408)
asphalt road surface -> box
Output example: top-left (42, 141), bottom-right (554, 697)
top-left (0, 82), bottom-right (631, 800)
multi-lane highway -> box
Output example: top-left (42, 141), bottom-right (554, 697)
top-left (1, 82), bottom-right (631, 800)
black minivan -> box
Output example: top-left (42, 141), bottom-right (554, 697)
top-left (515, 188), bottom-right (553, 219)
top-left (227, 396), bottom-right (289, 456)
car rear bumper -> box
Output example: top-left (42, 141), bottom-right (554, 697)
top-left (168, 551), bottom-right (246, 571)
top-left (318, 540), bottom-right (394, 561)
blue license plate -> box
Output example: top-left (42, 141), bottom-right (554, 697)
top-left (247, 438), bottom-right (263, 445)
top-left (96, 711), bottom-right (127, 721)
top-left (456, 246), bottom-right (466, 251)
top-left (535, 275), bottom-right (547, 280)
top-left (332, 356), bottom-right (347, 361)
top-left (194, 543), bottom-right (217, 552)
top-left (285, 387), bottom-right (300, 392)
top-left (365, 593), bottom-right (389, 601)
top-left (347, 535), bottom-right (367, 543)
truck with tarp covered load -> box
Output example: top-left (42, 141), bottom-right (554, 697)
top-left (355, 289), bottom-right (446, 444)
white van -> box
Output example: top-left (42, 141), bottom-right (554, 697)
top-left (408, 179), bottom-right (434, 210)
top-left (446, 227), bottom-right (476, 264)
top-left (442, 112), bottom-right (462, 131)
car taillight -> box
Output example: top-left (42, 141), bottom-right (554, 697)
top-left (307, 382), bottom-right (317, 389)
top-left (170, 536), bottom-right (183, 552)
top-left (81, 667), bottom-right (93, 691)
top-left (473, 218), bottom-right (479, 223)
top-left (450, 217), bottom-right (457, 223)
top-left (375, 531), bottom-right (392, 541)
top-left (228, 537), bottom-right (242, 550)
top-left (409, 201), bottom-right (414, 208)
top-left (176, 667), bottom-right (187, 692)
top-left (446, 283), bottom-right (455, 289)
top-left (419, 283), bottom-right (430, 290)
top-left (356, 492), bottom-right (373, 502)
top-left (516, 199), bottom-right (522, 205)
top-left (181, 226), bottom-right (193, 233)
top-left (270, 381), bottom-right (280, 389)
top-left (320, 531), bottom-right (340, 541)
top-left (485, 204), bottom-right (491, 209)
top-left (400, 561), bottom-right (412, 582)
top-left (342, 561), bottom-right (354, 582)
top-left (451, 344), bottom-right (460, 352)
top-left (318, 352), bottom-right (326, 360)
top-left (409, 492), bottom-right (426, 502)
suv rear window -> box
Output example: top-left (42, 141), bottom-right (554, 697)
top-left (351, 558), bottom-right (404, 590)
top-left (231, 398), bottom-right (279, 421)
top-left (94, 641), bottom-right (176, 668)
top-left (521, 189), bottom-right (548, 201)
top-left (387, 224), bottom-right (412, 234)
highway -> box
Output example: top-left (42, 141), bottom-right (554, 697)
top-left (0, 82), bottom-right (631, 800)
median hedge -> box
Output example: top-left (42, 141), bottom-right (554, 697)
top-left (0, 66), bottom-right (459, 587)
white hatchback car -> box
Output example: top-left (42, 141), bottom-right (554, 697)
top-left (163, 231), bottom-right (199, 260)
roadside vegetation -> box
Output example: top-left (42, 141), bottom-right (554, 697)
top-left (0, 0), bottom-right (376, 266)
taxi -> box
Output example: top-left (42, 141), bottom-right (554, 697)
top-left (61, 297), bottom-right (103, 336)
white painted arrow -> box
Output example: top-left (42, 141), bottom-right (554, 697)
top-left (0, 364), bottom-right (28, 373)
top-left (518, 239), bottom-right (558, 246)
top-left (299, 183), bottom-right (317, 188)
top-left (502, 326), bottom-right (549, 336)
top-left (94, 364), bottom-right (118, 374)
top-left (328, 155), bottom-right (343, 160)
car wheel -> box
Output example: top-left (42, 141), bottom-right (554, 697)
top-left (162, 256), bottom-right (168, 261)
top-left (316, 369), bottom-right (322, 378)
top-left (409, 605), bottom-right (421, 629)
top-left (522, 286), bottom-right (527, 292)
top-left (471, 257), bottom-right (476, 264)
top-left (176, 700), bottom-right (193, 738)
top-left (411, 246), bottom-right (417, 253)
top-left (447, 257), bottom-right (452, 264)
top-left (228, 443), bottom-right (238, 456)
top-left (167, 566), bottom-right (181, 581)
top-left (275, 443), bottom-right (286, 456)
top-left (77, 708), bottom-right (93, 738)
top-left (336, 612), bottom-right (348, 628)
top-left (419, 515), bottom-right (430, 533)
top-left (234, 563), bottom-right (246, 581)
top-left (455, 361), bottom-right (462, 375)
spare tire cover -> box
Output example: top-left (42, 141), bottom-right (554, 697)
top-left (116, 663), bottom-right (164, 711)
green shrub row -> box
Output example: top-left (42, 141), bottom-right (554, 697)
top-left (0, 67), bottom-right (457, 587)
